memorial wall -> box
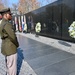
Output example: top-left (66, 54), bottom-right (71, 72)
top-left (13, 0), bottom-right (75, 42)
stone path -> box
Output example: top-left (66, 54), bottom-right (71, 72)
top-left (0, 38), bottom-right (37, 75)
top-left (0, 32), bottom-right (75, 75)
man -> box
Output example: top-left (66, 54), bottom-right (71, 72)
top-left (0, 14), bottom-right (2, 24)
top-left (0, 8), bottom-right (19, 75)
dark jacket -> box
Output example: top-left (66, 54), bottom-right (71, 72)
top-left (0, 18), bottom-right (19, 56)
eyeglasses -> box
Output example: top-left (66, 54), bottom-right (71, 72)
top-left (7, 13), bottom-right (12, 15)
top-left (9, 13), bottom-right (12, 15)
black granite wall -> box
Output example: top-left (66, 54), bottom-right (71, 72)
top-left (13, 0), bottom-right (75, 42)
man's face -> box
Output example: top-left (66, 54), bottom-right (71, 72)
top-left (6, 12), bottom-right (12, 20)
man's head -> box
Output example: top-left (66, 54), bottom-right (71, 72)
top-left (0, 8), bottom-right (12, 20)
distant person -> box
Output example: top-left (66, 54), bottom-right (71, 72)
top-left (0, 14), bottom-right (2, 24)
top-left (0, 8), bottom-right (19, 75)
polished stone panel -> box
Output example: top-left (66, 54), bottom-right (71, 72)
top-left (18, 35), bottom-right (75, 75)
top-left (35, 56), bottom-right (75, 75)
top-left (24, 0), bottom-right (75, 42)
top-left (27, 51), bottom-right (74, 70)
top-left (23, 48), bottom-right (61, 60)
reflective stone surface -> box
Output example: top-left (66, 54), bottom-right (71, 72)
top-left (18, 34), bottom-right (75, 75)
top-left (24, 0), bottom-right (75, 42)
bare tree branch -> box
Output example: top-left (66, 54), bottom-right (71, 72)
top-left (18, 0), bottom-right (40, 14)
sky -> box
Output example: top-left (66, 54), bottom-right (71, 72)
top-left (38, 0), bottom-right (57, 6)
top-left (7, 0), bottom-right (57, 7)
top-left (8, 0), bottom-right (19, 7)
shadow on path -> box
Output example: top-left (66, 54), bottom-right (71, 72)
top-left (58, 40), bottom-right (72, 47)
top-left (17, 48), bottom-right (24, 75)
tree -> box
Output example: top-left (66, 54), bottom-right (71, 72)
top-left (12, 3), bottom-right (18, 15)
top-left (0, 0), bottom-right (5, 10)
top-left (18, 0), bottom-right (40, 14)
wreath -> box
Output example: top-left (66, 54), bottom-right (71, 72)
top-left (35, 22), bottom-right (41, 33)
top-left (68, 21), bottom-right (75, 38)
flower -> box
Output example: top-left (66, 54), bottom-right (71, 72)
top-left (35, 22), bottom-right (41, 33)
top-left (68, 21), bottom-right (75, 38)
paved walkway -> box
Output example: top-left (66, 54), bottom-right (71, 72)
top-left (0, 35), bottom-right (37, 75)
top-left (18, 33), bottom-right (75, 54)
top-left (0, 32), bottom-right (75, 75)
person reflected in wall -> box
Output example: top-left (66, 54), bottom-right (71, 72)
top-left (27, 16), bottom-right (31, 33)
top-left (0, 14), bottom-right (2, 24)
top-left (12, 20), bottom-right (16, 32)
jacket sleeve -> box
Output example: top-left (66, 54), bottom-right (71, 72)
top-left (4, 23), bottom-right (19, 47)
